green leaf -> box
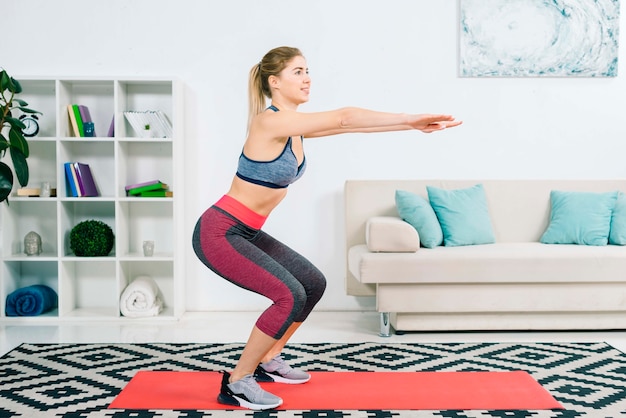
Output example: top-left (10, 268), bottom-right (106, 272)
top-left (0, 133), bottom-right (8, 158)
top-left (10, 78), bottom-right (22, 94)
top-left (6, 77), bottom-right (16, 93)
top-left (5, 116), bottom-right (26, 130)
top-left (14, 99), bottom-right (28, 106)
top-left (9, 127), bottom-right (29, 157)
top-left (0, 71), bottom-right (9, 92)
top-left (0, 161), bottom-right (13, 202)
top-left (10, 148), bottom-right (28, 187)
top-left (18, 107), bottom-right (42, 115)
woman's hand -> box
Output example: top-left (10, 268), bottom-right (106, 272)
top-left (409, 114), bottom-right (463, 133)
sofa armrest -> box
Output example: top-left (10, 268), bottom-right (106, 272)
top-left (366, 216), bottom-right (420, 252)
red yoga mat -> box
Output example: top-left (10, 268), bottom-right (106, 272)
top-left (109, 370), bottom-right (563, 410)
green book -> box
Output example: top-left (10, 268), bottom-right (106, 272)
top-left (139, 190), bottom-right (173, 197)
top-left (127, 181), bottom-right (168, 195)
top-left (72, 105), bottom-right (84, 137)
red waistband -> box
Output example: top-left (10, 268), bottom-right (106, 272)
top-left (214, 195), bottom-right (267, 229)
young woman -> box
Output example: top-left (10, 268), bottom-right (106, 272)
top-left (192, 46), bottom-right (462, 410)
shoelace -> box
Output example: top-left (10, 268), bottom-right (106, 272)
top-left (268, 355), bottom-right (293, 374)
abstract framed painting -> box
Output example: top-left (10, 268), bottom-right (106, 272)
top-left (459, 0), bottom-right (619, 77)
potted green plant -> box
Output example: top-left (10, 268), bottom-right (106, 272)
top-left (0, 69), bottom-right (41, 204)
top-left (70, 219), bottom-right (115, 257)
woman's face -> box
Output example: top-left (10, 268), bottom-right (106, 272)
top-left (272, 55), bottom-right (311, 105)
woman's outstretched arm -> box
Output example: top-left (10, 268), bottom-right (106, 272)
top-left (252, 107), bottom-right (462, 139)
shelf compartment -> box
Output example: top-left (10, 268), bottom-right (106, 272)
top-left (116, 80), bottom-right (173, 138)
top-left (1, 200), bottom-right (58, 257)
top-left (119, 260), bottom-right (174, 318)
top-left (18, 79), bottom-right (57, 138)
top-left (59, 259), bottom-right (118, 318)
top-left (58, 140), bottom-right (115, 198)
top-left (1, 260), bottom-right (59, 318)
top-left (57, 80), bottom-right (114, 138)
top-left (117, 140), bottom-right (173, 197)
top-left (116, 200), bottom-right (173, 257)
top-left (60, 201), bottom-right (116, 257)
top-left (18, 139), bottom-right (58, 194)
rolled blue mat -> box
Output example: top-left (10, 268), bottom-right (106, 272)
top-left (5, 284), bottom-right (58, 316)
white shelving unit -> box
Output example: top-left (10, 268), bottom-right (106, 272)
top-left (0, 77), bottom-right (184, 322)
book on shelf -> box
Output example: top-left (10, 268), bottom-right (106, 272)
top-left (126, 180), bottom-right (168, 196)
top-left (79, 105), bottom-right (96, 136)
top-left (123, 110), bottom-right (173, 138)
top-left (124, 179), bottom-right (162, 192)
top-left (67, 104), bottom-right (95, 137)
top-left (73, 162), bottom-right (99, 196)
top-left (138, 190), bottom-right (173, 197)
top-left (67, 105), bottom-right (80, 137)
top-left (72, 105), bottom-right (84, 137)
top-left (64, 162), bottom-right (80, 196)
top-left (64, 162), bottom-right (99, 197)
top-left (17, 188), bottom-right (41, 197)
top-left (17, 187), bottom-right (57, 197)
top-left (107, 115), bottom-right (115, 137)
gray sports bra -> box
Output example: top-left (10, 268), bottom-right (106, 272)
top-left (235, 105), bottom-right (307, 189)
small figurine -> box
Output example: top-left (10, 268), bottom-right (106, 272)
top-left (24, 231), bottom-right (42, 256)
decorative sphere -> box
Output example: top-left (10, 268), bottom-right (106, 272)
top-left (70, 220), bottom-right (115, 256)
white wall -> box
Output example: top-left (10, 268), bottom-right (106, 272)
top-left (3, 0), bottom-right (626, 313)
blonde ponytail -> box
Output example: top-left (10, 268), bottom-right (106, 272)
top-left (246, 46), bottom-right (303, 132)
top-left (247, 63), bottom-right (266, 131)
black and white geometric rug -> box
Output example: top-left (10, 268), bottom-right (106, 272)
top-left (2, 342), bottom-right (626, 417)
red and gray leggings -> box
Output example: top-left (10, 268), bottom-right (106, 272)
top-left (192, 195), bottom-right (327, 339)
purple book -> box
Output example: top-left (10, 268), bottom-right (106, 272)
top-left (79, 105), bottom-right (97, 136)
top-left (73, 162), bottom-right (99, 197)
top-left (107, 115), bottom-right (114, 137)
top-left (125, 179), bottom-right (161, 192)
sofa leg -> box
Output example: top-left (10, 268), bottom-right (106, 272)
top-left (379, 312), bottom-right (391, 337)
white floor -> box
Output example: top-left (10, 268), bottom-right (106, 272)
top-left (3, 311), bottom-right (626, 356)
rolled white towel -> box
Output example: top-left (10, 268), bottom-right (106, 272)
top-left (120, 275), bottom-right (163, 317)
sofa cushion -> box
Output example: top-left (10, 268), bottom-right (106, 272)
top-left (395, 190), bottom-right (443, 248)
top-left (426, 184), bottom-right (495, 247)
top-left (348, 242), bottom-right (626, 284)
top-left (610, 192), bottom-right (626, 245)
top-left (540, 190), bottom-right (617, 246)
top-left (366, 216), bottom-right (419, 252)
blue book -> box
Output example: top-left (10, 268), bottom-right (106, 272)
top-left (64, 162), bottom-right (79, 197)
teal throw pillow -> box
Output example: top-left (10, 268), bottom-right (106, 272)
top-left (395, 190), bottom-right (443, 248)
top-left (540, 190), bottom-right (617, 246)
top-left (426, 184), bottom-right (495, 247)
top-left (609, 192), bottom-right (626, 245)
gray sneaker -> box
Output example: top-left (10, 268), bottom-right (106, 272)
top-left (255, 354), bottom-right (311, 384)
top-left (217, 371), bottom-right (283, 410)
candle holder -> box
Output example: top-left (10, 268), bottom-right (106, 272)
top-left (143, 240), bottom-right (155, 257)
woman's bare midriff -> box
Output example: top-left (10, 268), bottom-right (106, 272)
top-left (226, 176), bottom-right (288, 217)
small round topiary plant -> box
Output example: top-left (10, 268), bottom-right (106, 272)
top-left (70, 219), bottom-right (115, 256)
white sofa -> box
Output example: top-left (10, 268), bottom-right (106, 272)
top-left (345, 179), bottom-right (626, 336)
